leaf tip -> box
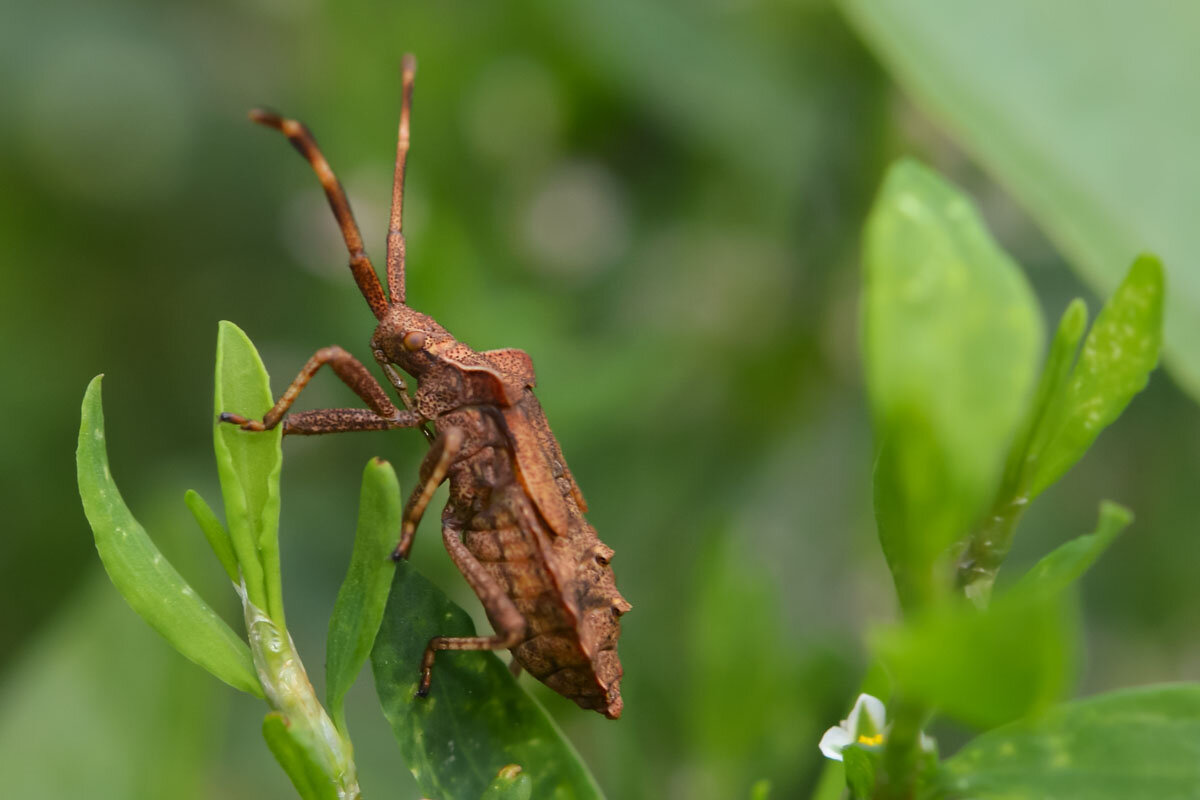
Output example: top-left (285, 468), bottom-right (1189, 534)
top-left (1098, 500), bottom-right (1134, 529)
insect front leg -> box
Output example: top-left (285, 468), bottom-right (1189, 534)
top-left (373, 346), bottom-right (434, 443)
top-left (392, 426), bottom-right (466, 560)
top-left (219, 346), bottom-right (421, 433)
top-left (417, 524), bottom-right (527, 698)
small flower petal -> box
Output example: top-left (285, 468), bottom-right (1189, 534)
top-left (847, 693), bottom-right (888, 738)
top-left (819, 725), bottom-right (854, 761)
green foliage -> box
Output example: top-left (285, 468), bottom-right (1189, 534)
top-left (209, 324), bottom-right (359, 797)
top-left (839, 0), bottom-right (1200, 401)
top-left (79, 326), bottom-right (371, 799)
top-left (262, 713), bottom-right (341, 800)
top-left (77, 376), bottom-right (262, 698)
top-left (479, 765), bottom-right (533, 800)
top-left (212, 320), bottom-right (284, 624)
top-left (1025, 256), bottom-right (1164, 498)
top-left (842, 746), bottom-right (876, 800)
top-left (371, 561), bottom-right (605, 800)
top-left (325, 458), bottom-right (401, 736)
top-left (943, 685), bottom-right (1200, 798)
top-left (854, 156), bottom-right (1171, 797)
top-left (1012, 503), bottom-right (1131, 598)
top-left (998, 300), bottom-right (1088, 501)
top-left (871, 591), bottom-right (1073, 729)
top-left (184, 489), bottom-right (239, 584)
top-left (958, 257), bottom-right (1163, 602)
top-left (863, 158), bottom-right (1042, 608)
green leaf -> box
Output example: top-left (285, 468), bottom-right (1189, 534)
top-left (871, 591), bottom-right (1072, 729)
top-left (184, 489), bottom-right (239, 584)
top-left (325, 458), bottom-right (401, 736)
top-left (1027, 256), bottom-right (1164, 497)
top-left (842, 747), bottom-right (876, 800)
top-left (1012, 502), bottom-right (1132, 598)
top-left (76, 375), bottom-right (262, 698)
top-left (749, 779), bottom-right (771, 800)
top-left (838, 0), bottom-right (1199, 400)
top-left (999, 299), bottom-right (1088, 499)
top-left (371, 561), bottom-right (605, 800)
top-left (863, 159), bottom-right (1042, 607)
top-left (212, 320), bottom-right (283, 622)
top-left (944, 684), bottom-right (1200, 798)
top-left (262, 712), bottom-right (341, 800)
top-left (479, 765), bottom-right (533, 800)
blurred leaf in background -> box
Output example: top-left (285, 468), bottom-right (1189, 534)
top-left (840, 0), bottom-right (1200, 400)
top-left (863, 159), bottom-right (1041, 608)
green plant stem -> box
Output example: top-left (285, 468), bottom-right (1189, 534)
top-left (875, 697), bottom-right (928, 800)
top-left (242, 588), bottom-right (360, 799)
top-left (955, 492), bottom-right (1029, 607)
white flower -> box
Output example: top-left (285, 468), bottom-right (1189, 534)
top-left (819, 694), bottom-right (888, 761)
top-left (818, 694), bottom-right (937, 762)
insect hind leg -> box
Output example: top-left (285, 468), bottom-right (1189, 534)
top-left (416, 524), bottom-right (526, 697)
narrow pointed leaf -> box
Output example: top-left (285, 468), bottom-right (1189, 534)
top-left (77, 375), bottom-right (262, 698)
top-left (212, 320), bottom-right (282, 621)
top-left (864, 159), bottom-right (1042, 607)
top-left (371, 561), bottom-right (605, 800)
top-left (1001, 298), bottom-right (1088, 497)
top-left (185, 489), bottom-right (239, 584)
top-left (262, 712), bottom-right (342, 800)
top-left (1012, 502), bottom-right (1132, 598)
top-left (1028, 256), bottom-right (1164, 497)
top-left (326, 458), bottom-right (401, 735)
top-left (944, 684), bottom-right (1200, 798)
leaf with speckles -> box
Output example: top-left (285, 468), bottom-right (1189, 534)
top-left (77, 375), bottom-right (262, 698)
top-left (1025, 256), bottom-right (1164, 498)
top-left (479, 764), bottom-right (533, 800)
top-left (864, 159), bottom-right (1042, 608)
top-left (943, 684), bottom-right (1200, 798)
top-left (371, 561), bottom-right (605, 800)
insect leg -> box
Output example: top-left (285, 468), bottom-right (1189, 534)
top-left (373, 346), bottom-right (434, 443)
top-left (249, 110), bottom-right (389, 320)
top-left (392, 427), bottom-right (466, 560)
top-left (219, 346), bottom-right (420, 432)
top-left (416, 524), bottom-right (527, 697)
top-left (282, 408), bottom-right (419, 435)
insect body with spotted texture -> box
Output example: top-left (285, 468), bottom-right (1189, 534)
top-left (220, 55), bottom-right (631, 718)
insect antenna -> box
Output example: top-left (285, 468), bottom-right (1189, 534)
top-left (249, 109), bottom-right (390, 321)
top-left (386, 54), bottom-right (417, 306)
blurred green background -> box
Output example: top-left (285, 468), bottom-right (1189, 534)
top-left (3, 1), bottom-right (1197, 798)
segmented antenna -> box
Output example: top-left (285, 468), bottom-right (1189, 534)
top-left (250, 109), bottom-right (389, 320)
top-left (387, 54), bottom-right (417, 306)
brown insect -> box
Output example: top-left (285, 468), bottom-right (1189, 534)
top-left (219, 55), bottom-right (631, 718)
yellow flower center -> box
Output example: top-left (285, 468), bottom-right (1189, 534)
top-left (857, 733), bottom-right (884, 746)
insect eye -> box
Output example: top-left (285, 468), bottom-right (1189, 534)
top-left (594, 553), bottom-right (610, 567)
top-left (402, 331), bottom-right (427, 351)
